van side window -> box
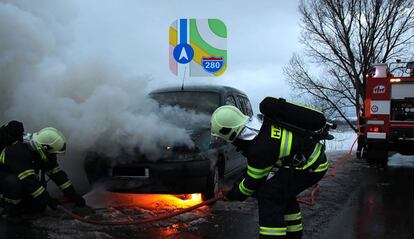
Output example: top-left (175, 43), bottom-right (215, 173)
top-left (236, 96), bottom-right (247, 115)
top-left (243, 97), bottom-right (253, 117)
top-left (236, 96), bottom-right (253, 117)
top-left (226, 95), bottom-right (237, 106)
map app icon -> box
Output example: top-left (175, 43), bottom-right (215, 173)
top-left (169, 18), bottom-right (227, 77)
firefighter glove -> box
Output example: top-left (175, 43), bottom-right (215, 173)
top-left (70, 193), bottom-right (86, 207)
top-left (64, 186), bottom-right (86, 207)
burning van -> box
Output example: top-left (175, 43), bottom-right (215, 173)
top-left (84, 85), bottom-right (252, 199)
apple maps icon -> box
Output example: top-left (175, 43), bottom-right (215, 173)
top-left (169, 18), bottom-right (227, 77)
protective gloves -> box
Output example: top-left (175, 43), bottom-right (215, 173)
top-left (64, 186), bottom-right (86, 207)
top-left (69, 193), bottom-right (86, 207)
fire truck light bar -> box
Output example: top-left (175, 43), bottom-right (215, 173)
top-left (390, 78), bottom-right (401, 83)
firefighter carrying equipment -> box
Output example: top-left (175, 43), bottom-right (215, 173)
top-left (225, 119), bottom-right (328, 200)
top-left (211, 105), bottom-right (250, 142)
top-left (214, 99), bottom-right (329, 238)
top-left (225, 117), bottom-right (328, 238)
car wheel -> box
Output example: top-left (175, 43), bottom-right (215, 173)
top-left (202, 165), bottom-right (220, 201)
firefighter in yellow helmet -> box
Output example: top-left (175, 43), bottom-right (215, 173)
top-left (211, 105), bottom-right (328, 239)
top-left (0, 127), bottom-right (85, 219)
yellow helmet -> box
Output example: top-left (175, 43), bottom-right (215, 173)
top-left (32, 127), bottom-right (66, 154)
top-left (211, 105), bottom-right (249, 142)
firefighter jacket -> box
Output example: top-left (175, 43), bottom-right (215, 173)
top-left (0, 142), bottom-right (75, 203)
top-left (226, 118), bottom-right (328, 201)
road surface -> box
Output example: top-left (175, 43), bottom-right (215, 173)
top-left (1, 151), bottom-right (413, 239)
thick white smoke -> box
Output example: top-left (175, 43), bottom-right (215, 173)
top-left (0, 1), bottom-right (209, 192)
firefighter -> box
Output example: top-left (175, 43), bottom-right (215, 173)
top-left (0, 127), bottom-right (85, 218)
top-left (356, 110), bottom-right (366, 159)
top-left (211, 105), bottom-right (328, 239)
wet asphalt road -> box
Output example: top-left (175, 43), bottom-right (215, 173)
top-left (355, 154), bottom-right (414, 239)
top-left (312, 153), bottom-right (414, 239)
top-left (1, 152), bottom-right (414, 239)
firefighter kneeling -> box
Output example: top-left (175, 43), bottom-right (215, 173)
top-left (211, 100), bottom-right (328, 239)
top-left (0, 127), bottom-right (85, 219)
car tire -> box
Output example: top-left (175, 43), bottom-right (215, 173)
top-left (202, 165), bottom-right (220, 201)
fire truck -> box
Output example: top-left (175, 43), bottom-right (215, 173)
top-left (363, 61), bottom-right (414, 166)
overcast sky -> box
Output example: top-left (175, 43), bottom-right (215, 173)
top-left (70, 0), bottom-right (302, 113)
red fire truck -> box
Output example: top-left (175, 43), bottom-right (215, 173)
top-left (364, 61), bottom-right (414, 166)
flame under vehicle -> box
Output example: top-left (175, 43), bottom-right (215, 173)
top-left (363, 61), bottom-right (414, 166)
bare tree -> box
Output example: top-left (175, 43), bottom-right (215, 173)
top-left (285, 0), bottom-right (414, 131)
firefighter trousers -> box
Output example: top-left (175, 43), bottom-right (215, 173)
top-left (356, 135), bottom-right (366, 159)
top-left (256, 167), bottom-right (326, 239)
top-left (0, 172), bottom-right (46, 215)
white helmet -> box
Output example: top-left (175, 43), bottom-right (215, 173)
top-left (211, 105), bottom-right (249, 142)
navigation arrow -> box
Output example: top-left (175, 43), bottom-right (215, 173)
top-left (173, 43), bottom-right (194, 64)
top-left (179, 48), bottom-right (188, 61)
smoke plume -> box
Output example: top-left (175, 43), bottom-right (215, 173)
top-left (0, 1), bottom-right (209, 192)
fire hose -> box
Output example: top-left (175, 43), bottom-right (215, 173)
top-left (298, 112), bottom-right (362, 206)
top-left (297, 136), bottom-right (358, 206)
top-left (60, 136), bottom-right (359, 224)
top-left (58, 194), bottom-right (223, 226)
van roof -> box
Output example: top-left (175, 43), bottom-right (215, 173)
top-left (149, 85), bottom-right (248, 97)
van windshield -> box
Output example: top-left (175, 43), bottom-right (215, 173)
top-left (151, 91), bottom-right (220, 114)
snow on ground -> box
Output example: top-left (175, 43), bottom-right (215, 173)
top-left (324, 129), bottom-right (357, 152)
top-left (388, 153), bottom-right (414, 167)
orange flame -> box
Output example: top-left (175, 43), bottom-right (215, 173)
top-left (103, 193), bottom-right (203, 211)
